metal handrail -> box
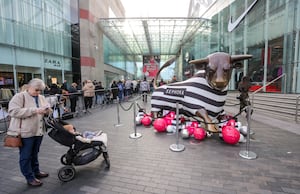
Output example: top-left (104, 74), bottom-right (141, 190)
top-left (251, 73), bottom-right (286, 107)
top-left (296, 95), bottom-right (300, 123)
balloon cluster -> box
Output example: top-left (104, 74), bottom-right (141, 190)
top-left (153, 111), bottom-right (177, 133)
top-left (181, 121), bottom-right (206, 141)
top-left (151, 111), bottom-right (207, 141)
top-left (135, 109), bottom-right (152, 126)
top-left (218, 119), bottom-right (249, 145)
top-left (138, 110), bottom-right (250, 145)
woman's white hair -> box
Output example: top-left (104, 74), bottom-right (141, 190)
top-left (28, 78), bottom-right (46, 90)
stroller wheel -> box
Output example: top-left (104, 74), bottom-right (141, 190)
top-left (103, 152), bottom-right (110, 169)
top-left (58, 165), bottom-right (76, 182)
top-left (60, 154), bottom-right (71, 165)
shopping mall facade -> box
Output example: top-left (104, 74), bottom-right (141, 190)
top-left (183, 0), bottom-right (300, 93)
top-left (0, 0), bottom-right (299, 94)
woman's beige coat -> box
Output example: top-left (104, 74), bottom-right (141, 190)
top-left (7, 91), bottom-right (49, 138)
top-left (82, 81), bottom-right (95, 97)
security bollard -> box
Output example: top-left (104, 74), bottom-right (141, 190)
top-left (169, 102), bottom-right (185, 152)
top-left (239, 105), bottom-right (257, 159)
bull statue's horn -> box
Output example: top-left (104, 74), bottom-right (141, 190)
top-left (189, 58), bottom-right (208, 69)
top-left (231, 54), bottom-right (252, 62)
top-left (189, 58), bottom-right (209, 65)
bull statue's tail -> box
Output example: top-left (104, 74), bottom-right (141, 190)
top-left (153, 56), bottom-right (177, 89)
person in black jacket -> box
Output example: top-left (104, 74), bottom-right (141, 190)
top-left (111, 80), bottom-right (118, 102)
top-left (68, 82), bottom-right (78, 112)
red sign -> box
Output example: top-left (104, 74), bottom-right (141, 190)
top-left (143, 55), bottom-right (160, 78)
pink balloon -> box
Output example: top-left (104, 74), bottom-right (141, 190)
top-left (141, 116), bottom-right (152, 126)
top-left (153, 118), bottom-right (167, 132)
top-left (194, 127), bottom-right (206, 140)
top-left (186, 126), bottom-right (195, 136)
top-left (222, 126), bottom-right (240, 145)
top-left (168, 111), bottom-right (176, 118)
top-left (164, 117), bottom-right (173, 125)
top-left (191, 121), bottom-right (199, 128)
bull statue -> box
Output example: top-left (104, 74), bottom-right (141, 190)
top-left (151, 52), bottom-right (252, 133)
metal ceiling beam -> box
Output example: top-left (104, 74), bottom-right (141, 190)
top-left (142, 20), bottom-right (152, 55)
top-left (97, 17), bottom-right (211, 56)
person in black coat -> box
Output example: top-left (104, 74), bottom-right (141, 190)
top-left (68, 83), bottom-right (78, 112)
top-left (111, 80), bottom-right (118, 101)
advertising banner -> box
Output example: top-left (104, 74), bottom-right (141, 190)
top-left (142, 55), bottom-right (160, 78)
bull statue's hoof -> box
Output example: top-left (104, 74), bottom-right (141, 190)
top-left (206, 124), bottom-right (219, 133)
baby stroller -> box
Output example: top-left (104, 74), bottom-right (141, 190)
top-left (103, 90), bottom-right (113, 104)
top-left (44, 115), bottom-right (110, 182)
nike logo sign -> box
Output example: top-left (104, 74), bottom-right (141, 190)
top-left (228, 0), bottom-right (259, 32)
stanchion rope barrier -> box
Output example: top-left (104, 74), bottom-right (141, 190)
top-left (118, 102), bottom-right (134, 111)
top-left (118, 94), bottom-right (145, 112)
top-left (191, 105), bottom-right (248, 125)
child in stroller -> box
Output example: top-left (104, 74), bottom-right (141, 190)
top-left (44, 115), bottom-right (110, 182)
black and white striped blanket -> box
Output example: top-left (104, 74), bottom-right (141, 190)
top-left (151, 74), bottom-right (227, 119)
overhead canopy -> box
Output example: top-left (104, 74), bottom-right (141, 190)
top-left (97, 17), bottom-right (211, 56)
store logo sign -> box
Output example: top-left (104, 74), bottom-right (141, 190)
top-left (227, 0), bottom-right (258, 32)
top-left (44, 58), bottom-right (61, 67)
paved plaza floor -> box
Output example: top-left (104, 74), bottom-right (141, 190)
top-left (0, 97), bottom-right (299, 194)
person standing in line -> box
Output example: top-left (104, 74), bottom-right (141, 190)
top-left (131, 79), bottom-right (138, 94)
top-left (159, 78), bottom-right (166, 86)
top-left (110, 80), bottom-right (118, 102)
top-left (82, 80), bottom-right (95, 111)
top-left (68, 82), bottom-right (78, 113)
top-left (170, 75), bottom-right (177, 83)
top-left (140, 77), bottom-right (150, 102)
top-left (7, 78), bottom-right (51, 187)
top-left (124, 78), bottom-right (132, 100)
top-left (150, 79), bottom-right (154, 93)
top-left (117, 80), bottom-right (124, 102)
top-left (61, 80), bottom-right (68, 91)
top-left (95, 82), bottom-right (104, 105)
top-left (93, 80), bottom-right (98, 105)
top-left (238, 76), bottom-right (252, 115)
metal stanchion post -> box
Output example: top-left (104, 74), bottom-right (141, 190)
top-left (114, 103), bottom-right (123, 127)
top-left (130, 101), bottom-right (142, 139)
top-left (239, 105), bottom-right (257, 159)
top-left (169, 102), bottom-right (185, 152)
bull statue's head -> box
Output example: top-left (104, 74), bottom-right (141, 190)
top-left (189, 52), bottom-right (252, 90)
